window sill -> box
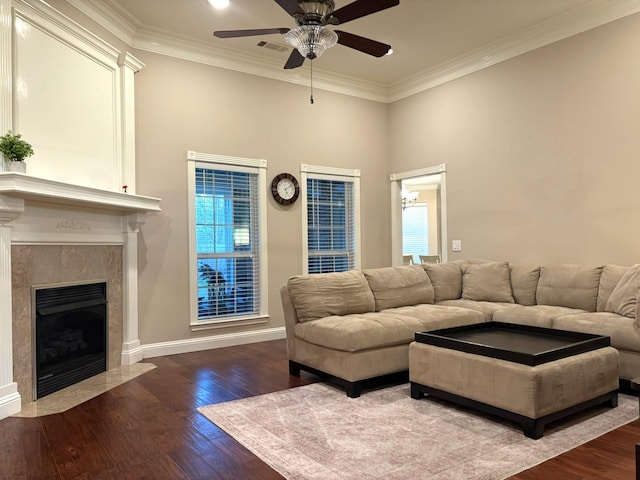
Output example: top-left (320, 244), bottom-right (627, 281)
top-left (190, 315), bottom-right (269, 332)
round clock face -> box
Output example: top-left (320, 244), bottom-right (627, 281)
top-left (271, 173), bottom-right (300, 205)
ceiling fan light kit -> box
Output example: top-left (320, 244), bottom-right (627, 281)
top-left (284, 25), bottom-right (338, 60)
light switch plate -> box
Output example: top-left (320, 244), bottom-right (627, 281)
top-left (452, 240), bottom-right (462, 252)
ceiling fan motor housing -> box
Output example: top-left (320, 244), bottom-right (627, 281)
top-left (295, 0), bottom-right (336, 26)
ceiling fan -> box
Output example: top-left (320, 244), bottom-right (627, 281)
top-left (213, 0), bottom-right (400, 70)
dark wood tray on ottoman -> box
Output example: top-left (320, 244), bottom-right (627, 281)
top-left (415, 322), bottom-right (611, 365)
top-left (410, 322), bottom-right (619, 438)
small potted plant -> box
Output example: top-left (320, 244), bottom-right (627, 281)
top-left (0, 131), bottom-right (34, 173)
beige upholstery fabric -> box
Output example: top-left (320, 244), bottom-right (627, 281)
top-left (605, 264), bottom-right (640, 319)
top-left (292, 339), bottom-right (410, 382)
top-left (597, 264), bottom-right (630, 312)
top-left (492, 305), bottom-right (585, 328)
top-left (295, 305), bottom-right (483, 352)
top-left (382, 304), bottom-right (485, 331)
top-left (410, 342), bottom-right (619, 419)
top-left (363, 265), bottom-right (434, 311)
top-left (554, 312), bottom-right (640, 353)
top-left (437, 299), bottom-right (520, 321)
top-left (536, 264), bottom-right (603, 312)
top-left (618, 349), bottom-right (640, 380)
top-left (510, 264), bottom-right (541, 306)
top-left (295, 312), bottom-right (423, 352)
top-left (423, 262), bottom-right (463, 302)
top-left (462, 261), bottom-right (514, 303)
top-left (287, 270), bottom-right (374, 323)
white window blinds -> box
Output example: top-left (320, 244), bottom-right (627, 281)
top-left (306, 177), bottom-right (355, 273)
top-left (402, 203), bottom-right (429, 265)
top-left (195, 166), bottom-right (261, 320)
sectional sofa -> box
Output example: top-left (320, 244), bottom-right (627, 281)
top-left (280, 260), bottom-right (640, 397)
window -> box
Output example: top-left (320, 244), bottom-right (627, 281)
top-left (402, 203), bottom-right (429, 265)
top-left (187, 152), bottom-right (267, 328)
top-left (301, 164), bottom-right (360, 274)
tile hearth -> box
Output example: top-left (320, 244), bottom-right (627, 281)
top-left (13, 362), bottom-right (156, 418)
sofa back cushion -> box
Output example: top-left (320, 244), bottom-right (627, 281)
top-left (536, 264), bottom-right (603, 312)
top-left (597, 264), bottom-right (630, 312)
top-left (287, 270), bottom-right (375, 323)
top-left (423, 262), bottom-right (463, 302)
top-left (461, 261), bottom-right (514, 303)
top-left (605, 264), bottom-right (640, 319)
top-left (509, 264), bottom-right (541, 306)
top-left (363, 265), bottom-right (434, 311)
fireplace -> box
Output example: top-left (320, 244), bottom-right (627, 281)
top-left (33, 281), bottom-right (108, 399)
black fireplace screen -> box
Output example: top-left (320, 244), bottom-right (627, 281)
top-left (34, 281), bottom-right (107, 399)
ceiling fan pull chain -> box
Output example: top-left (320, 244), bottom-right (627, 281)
top-left (310, 59), bottom-right (314, 104)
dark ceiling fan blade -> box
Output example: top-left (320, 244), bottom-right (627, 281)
top-left (274, 0), bottom-right (304, 17)
top-left (214, 28), bottom-right (289, 38)
top-left (330, 0), bottom-right (399, 25)
top-left (335, 30), bottom-right (391, 57)
top-left (284, 49), bottom-right (305, 69)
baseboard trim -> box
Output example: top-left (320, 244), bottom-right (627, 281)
top-left (121, 339), bottom-right (144, 365)
top-left (141, 327), bottom-right (286, 359)
top-left (0, 383), bottom-right (22, 420)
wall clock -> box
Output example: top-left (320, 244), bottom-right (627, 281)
top-left (271, 173), bottom-right (300, 205)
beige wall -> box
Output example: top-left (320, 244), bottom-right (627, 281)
top-left (389, 12), bottom-right (640, 266)
top-left (27, 4), bottom-right (640, 347)
top-left (133, 52), bottom-right (390, 344)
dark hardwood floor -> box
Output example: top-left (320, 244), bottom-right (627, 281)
top-left (1, 339), bottom-right (638, 479)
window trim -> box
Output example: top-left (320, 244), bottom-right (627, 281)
top-left (300, 163), bottom-right (361, 275)
top-left (187, 151), bottom-right (268, 329)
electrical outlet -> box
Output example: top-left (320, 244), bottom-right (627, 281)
top-left (452, 240), bottom-right (462, 252)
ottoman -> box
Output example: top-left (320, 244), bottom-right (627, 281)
top-left (409, 340), bottom-right (620, 439)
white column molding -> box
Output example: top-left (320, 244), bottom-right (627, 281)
top-left (0, 195), bottom-right (23, 418)
top-left (121, 212), bottom-right (147, 365)
top-left (118, 52), bottom-right (145, 195)
top-left (0, 0), bottom-right (12, 141)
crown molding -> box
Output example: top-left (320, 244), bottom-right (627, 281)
top-left (64, 0), bottom-right (640, 104)
top-left (388, 0), bottom-right (640, 102)
top-left (66, 0), bottom-right (137, 44)
top-left (133, 27), bottom-right (390, 103)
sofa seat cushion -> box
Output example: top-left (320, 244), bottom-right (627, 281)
top-left (437, 299), bottom-right (522, 321)
top-left (553, 312), bottom-right (640, 353)
top-left (294, 306), bottom-right (484, 353)
top-left (492, 305), bottom-right (586, 328)
top-left (294, 312), bottom-right (424, 352)
top-left (382, 304), bottom-right (485, 331)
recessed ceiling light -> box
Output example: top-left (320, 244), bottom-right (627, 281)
top-left (208, 0), bottom-right (229, 8)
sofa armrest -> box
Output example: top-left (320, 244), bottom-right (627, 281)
top-left (280, 285), bottom-right (298, 359)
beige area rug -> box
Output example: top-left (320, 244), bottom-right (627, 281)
top-left (198, 383), bottom-right (638, 480)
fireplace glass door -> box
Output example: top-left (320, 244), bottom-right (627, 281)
top-left (33, 281), bottom-right (107, 399)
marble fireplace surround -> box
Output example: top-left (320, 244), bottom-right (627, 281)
top-left (0, 173), bottom-right (161, 419)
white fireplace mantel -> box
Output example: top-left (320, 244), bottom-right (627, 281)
top-left (0, 173), bottom-right (161, 214)
top-left (0, 172), bottom-right (161, 420)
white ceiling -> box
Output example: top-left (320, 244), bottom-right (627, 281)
top-left (98, 0), bottom-right (640, 100)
